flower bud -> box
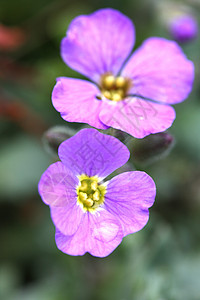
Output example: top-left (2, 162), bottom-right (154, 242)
top-left (155, 1), bottom-right (198, 43)
top-left (169, 14), bottom-right (198, 43)
top-left (130, 132), bottom-right (175, 165)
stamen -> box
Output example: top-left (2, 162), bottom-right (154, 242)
top-left (80, 180), bottom-right (88, 191)
top-left (85, 198), bottom-right (94, 207)
top-left (79, 192), bottom-right (88, 201)
top-left (93, 190), bottom-right (100, 201)
top-left (115, 76), bottom-right (126, 88)
top-left (102, 90), bottom-right (112, 99)
top-left (91, 181), bottom-right (98, 191)
top-left (117, 89), bottom-right (125, 97)
top-left (112, 92), bottom-right (122, 102)
top-left (103, 74), bottom-right (115, 89)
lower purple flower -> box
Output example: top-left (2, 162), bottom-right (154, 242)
top-left (38, 129), bottom-right (156, 257)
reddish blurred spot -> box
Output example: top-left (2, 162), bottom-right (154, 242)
top-left (0, 57), bottom-right (36, 83)
top-left (0, 99), bottom-right (48, 136)
top-left (0, 24), bottom-right (26, 51)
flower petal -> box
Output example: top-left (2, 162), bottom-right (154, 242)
top-left (55, 208), bottom-right (123, 257)
top-left (122, 37), bottom-right (194, 104)
top-left (50, 202), bottom-right (84, 236)
top-left (58, 128), bottom-right (130, 178)
top-left (105, 171), bottom-right (156, 236)
top-left (52, 77), bottom-right (108, 130)
top-left (61, 8), bottom-right (135, 82)
top-left (38, 162), bottom-right (78, 207)
top-left (99, 97), bottom-right (176, 138)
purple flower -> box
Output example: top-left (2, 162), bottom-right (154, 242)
top-left (169, 14), bottom-right (198, 43)
top-left (38, 128), bottom-right (156, 257)
top-left (52, 8), bottom-right (194, 138)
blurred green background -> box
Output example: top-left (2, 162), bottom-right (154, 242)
top-left (1, 0), bottom-right (200, 299)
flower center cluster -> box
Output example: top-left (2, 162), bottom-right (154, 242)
top-left (99, 73), bottom-right (131, 102)
top-left (77, 175), bottom-right (106, 212)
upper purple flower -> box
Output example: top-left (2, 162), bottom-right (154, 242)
top-left (38, 128), bottom-right (156, 257)
top-left (52, 8), bottom-right (194, 138)
top-left (169, 14), bottom-right (198, 43)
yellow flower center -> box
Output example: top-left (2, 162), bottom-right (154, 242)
top-left (99, 72), bottom-right (131, 102)
top-left (77, 175), bottom-right (106, 212)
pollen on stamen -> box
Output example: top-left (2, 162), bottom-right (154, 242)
top-left (91, 181), bottom-right (98, 191)
top-left (80, 180), bottom-right (88, 192)
top-left (93, 190), bottom-right (100, 201)
top-left (115, 76), bottom-right (127, 88)
top-left (85, 198), bottom-right (94, 207)
top-left (99, 72), bottom-right (131, 102)
top-left (103, 74), bottom-right (115, 89)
